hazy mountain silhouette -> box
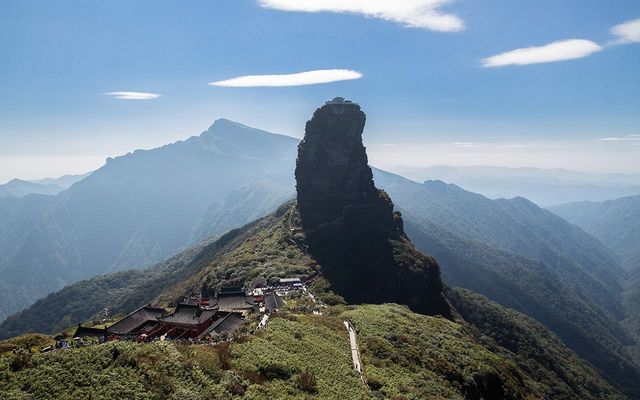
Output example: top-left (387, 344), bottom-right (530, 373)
top-left (550, 195), bottom-right (640, 272)
top-left (0, 173), bottom-right (89, 199)
top-left (0, 119), bottom-right (297, 321)
top-left (392, 165), bottom-right (640, 207)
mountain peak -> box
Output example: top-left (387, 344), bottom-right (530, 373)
top-left (295, 99), bottom-right (451, 317)
top-left (208, 117), bottom-right (244, 130)
top-left (7, 178), bottom-right (29, 185)
top-left (201, 118), bottom-right (298, 149)
top-left (295, 99), bottom-right (374, 229)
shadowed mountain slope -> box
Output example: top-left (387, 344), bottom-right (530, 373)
top-left (550, 195), bottom-right (640, 273)
top-left (404, 214), bottom-right (640, 397)
top-left (373, 169), bottom-right (626, 319)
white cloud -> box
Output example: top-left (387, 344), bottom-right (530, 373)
top-left (209, 69), bottom-right (362, 87)
top-left (258, 0), bottom-right (464, 32)
top-left (610, 18), bottom-right (640, 44)
top-left (482, 39), bottom-right (602, 67)
top-left (597, 134), bottom-right (640, 141)
top-left (104, 92), bottom-right (161, 100)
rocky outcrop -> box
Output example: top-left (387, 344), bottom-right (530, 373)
top-left (295, 99), bottom-right (379, 230)
top-left (295, 98), bottom-right (451, 317)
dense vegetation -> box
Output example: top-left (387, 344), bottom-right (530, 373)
top-left (3, 302), bottom-right (622, 400)
top-left (159, 202), bottom-right (319, 306)
top-left (446, 288), bottom-right (625, 399)
top-left (403, 214), bottom-right (640, 397)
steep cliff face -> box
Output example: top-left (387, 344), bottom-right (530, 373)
top-left (295, 100), bottom-right (379, 230)
top-left (295, 98), bottom-right (451, 317)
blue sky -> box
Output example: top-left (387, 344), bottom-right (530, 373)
top-left (1, 0), bottom-right (639, 182)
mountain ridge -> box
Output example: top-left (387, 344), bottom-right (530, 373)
top-left (0, 119), bottom-right (298, 322)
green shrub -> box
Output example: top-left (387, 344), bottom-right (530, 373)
top-left (216, 343), bottom-right (232, 370)
top-left (9, 352), bottom-right (32, 372)
top-left (296, 368), bottom-right (317, 393)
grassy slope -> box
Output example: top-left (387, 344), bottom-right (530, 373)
top-left (1, 303), bottom-right (624, 400)
top-left (156, 203), bottom-right (319, 307)
top-left (446, 288), bottom-right (624, 399)
top-left (403, 214), bottom-right (640, 397)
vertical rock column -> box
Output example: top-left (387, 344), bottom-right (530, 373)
top-left (295, 99), bottom-right (379, 230)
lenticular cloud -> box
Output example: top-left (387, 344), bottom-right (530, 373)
top-left (209, 69), bottom-right (362, 87)
top-left (258, 0), bottom-right (464, 32)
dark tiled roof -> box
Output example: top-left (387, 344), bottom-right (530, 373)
top-left (197, 313), bottom-right (245, 339)
top-left (74, 325), bottom-right (107, 338)
top-left (158, 304), bottom-right (217, 326)
top-left (215, 295), bottom-right (255, 311)
top-left (265, 293), bottom-right (286, 311)
top-left (107, 305), bottom-right (166, 335)
top-left (219, 286), bottom-right (245, 296)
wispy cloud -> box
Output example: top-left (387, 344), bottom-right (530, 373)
top-left (610, 18), bottom-right (640, 45)
top-left (257, 0), bottom-right (464, 32)
top-left (450, 142), bottom-right (531, 149)
top-left (452, 142), bottom-right (481, 148)
top-left (104, 92), bottom-right (161, 100)
top-left (597, 134), bottom-right (640, 141)
top-left (482, 39), bottom-right (602, 67)
top-left (209, 69), bottom-right (362, 87)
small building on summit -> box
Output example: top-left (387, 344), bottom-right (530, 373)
top-left (325, 97), bottom-right (356, 105)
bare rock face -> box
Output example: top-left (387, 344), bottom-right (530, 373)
top-left (295, 98), bottom-right (379, 230)
top-left (295, 98), bottom-right (451, 317)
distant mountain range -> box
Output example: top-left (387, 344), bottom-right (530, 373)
top-left (391, 165), bottom-right (640, 207)
top-left (0, 119), bottom-right (297, 321)
top-left (0, 173), bottom-right (89, 198)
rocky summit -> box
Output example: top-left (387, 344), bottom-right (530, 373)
top-left (295, 98), bottom-right (451, 317)
top-left (295, 98), bottom-right (378, 230)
